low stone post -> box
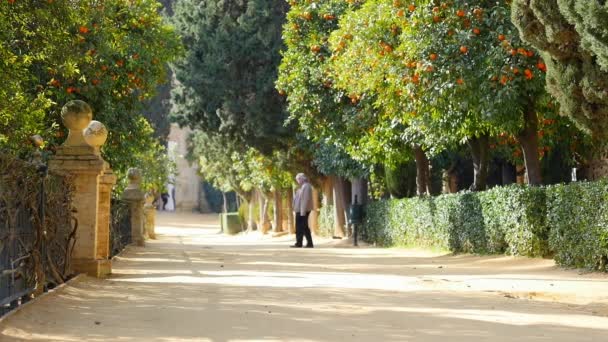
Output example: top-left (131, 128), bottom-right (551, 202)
top-left (123, 168), bottom-right (145, 246)
top-left (48, 101), bottom-right (112, 277)
top-left (144, 193), bottom-right (157, 239)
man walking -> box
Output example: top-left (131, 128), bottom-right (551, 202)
top-left (291, 173), bottom-right (314, 248)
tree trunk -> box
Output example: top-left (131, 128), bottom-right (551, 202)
top-left (322, 176), bottom-right (334, 207)
top-left (273, 189), bottom-right (283, 232)
top-left (236, 190), bottom-right (255, 231)
top-left (468, 134), bottom-right (490, 191)
top-left (309, 187), bottom-right (320, 235)
top-left (442, 162), bottom-right (458, 194)
top-left (517, 105), bottom-right (543, 185)
top-left (413, 145), bottom-right (430, 196)
top-left (331, 175), bottom-right (347, 238)
top-left (222, 192), bottom-right (228, 213)
top-left (259, 191), bottom-right (271, 234)
top-left (286, 188), bottom-right (295, 234)
top-left (501, 161), bottom-right (517, 185)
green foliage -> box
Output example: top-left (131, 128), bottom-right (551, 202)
top-left (363, 184), bottom-right (552, 257)
top-left (277, 0), bottom-right (383, 170)
top-left (318, 204), bottom-right (336, 237)
top-left (546, 181), bottom-right (608, 271)
top-left (364, 180), bottom-right (608, 270)
top-left (0, 0), bottom-right (182, 193)
top-left (171, 0), bottom-right (290, 153)
top-left (384, 161), bottom-right (416, 198)
top-left (329, 0), bottom-right (550, 160)
top-left (512, 0), bottom-right (608, 148)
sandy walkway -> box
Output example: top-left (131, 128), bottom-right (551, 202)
top-left (1, 212), bottom-right (607, 341)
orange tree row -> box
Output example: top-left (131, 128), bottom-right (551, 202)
top-left (0, 0), bottom-right (182, 192)
top-left (278, 0), bottom-right (590, 192)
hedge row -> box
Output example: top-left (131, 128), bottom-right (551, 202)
top-left (361, 181), bottom-right (608, 271)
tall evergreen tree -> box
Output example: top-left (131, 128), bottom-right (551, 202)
top-left (512, 1), bottom-right (608, 177)
top-left (170, 0), bottom-right (290, 154)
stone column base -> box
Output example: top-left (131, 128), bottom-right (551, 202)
top-left (72, 258), bottom-right (112, 278)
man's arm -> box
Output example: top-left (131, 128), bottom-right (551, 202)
top-left (300, 184), bottom-right (312, 216)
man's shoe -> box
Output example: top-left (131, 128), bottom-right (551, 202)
top-left (290, 244), bottom-right (302, 248)
top-left (305, 245), bottom-right (314, 248)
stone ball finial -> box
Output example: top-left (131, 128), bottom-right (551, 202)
top-left (127, 168), bottom-right (142, 190)
top-left (30, 135), bottom-right (44, 148)
top-left (61, 100), bottom-right (93, 131)
top-left (83, 121), bottom-right (108, 153)
top-left (61, 100), bottom-right (93, 148)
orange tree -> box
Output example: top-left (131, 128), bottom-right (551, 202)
top-left (0, 0), bottom-right (182, 193)
top-left (328, 0), bottom-right (439, 194)
top-left (330, 0), bottom-right (556, 189)
top-left (276, 0), bottom-right (379, 181)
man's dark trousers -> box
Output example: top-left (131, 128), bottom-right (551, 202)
top-left (295, 211), bottom-right (313, 247)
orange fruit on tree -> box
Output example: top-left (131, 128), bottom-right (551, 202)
top-left (473, 28), bottom-right (481, 35)
top-left (498, 34), bottom-right (506, 41)
top-left (433, 16), bottom-right (441, 23)
top-left (408, 4), bottom-right (416, 11)
top-left (524, 69), bottom-right (533, 80)
top-left (456, 9), bottom-right (465, 17)
top-left (459, 46), bottom-right (468, 54)
top-left (430, 53), bottom-right (438, 61)
top-left (397, 9), bottom-right (405, 17)
top-left (412, 73), bottom-right (420, 84)
top-left (456, 78), bottom-right (464, 85)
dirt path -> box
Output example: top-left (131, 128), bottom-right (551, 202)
top-left (1, 212), bottom-right (608, 341)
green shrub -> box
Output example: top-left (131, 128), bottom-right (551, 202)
top-left (363, 182), bottom-right (608, 268)
top-left (478, 186), bottom-right (549, 257)
top-left (547, 182), bottom-right (608, 271)
top-left (318, 205), bottom-right (336, 237)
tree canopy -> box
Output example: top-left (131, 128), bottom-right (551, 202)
top-left (0, 0), bottom-right (182, 193)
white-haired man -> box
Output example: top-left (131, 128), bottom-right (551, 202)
top-left (291, 173), bottom-right (314, 248)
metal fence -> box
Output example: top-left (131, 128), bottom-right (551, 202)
top-left (0, 154), bottom-right (75, 316)
top-left (110, 199), bottom-right (131, 258)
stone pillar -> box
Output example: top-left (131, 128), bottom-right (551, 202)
top-left (97, 168), bottom-right (116, 261)
top-left (123, 168), bottom-right (145, 246)
top-left (144, 193), bottom-right (157, 239)
top-left (84, 121), bottom-right (117, 265)
top-left (48, 101), bottom-right (111, 278)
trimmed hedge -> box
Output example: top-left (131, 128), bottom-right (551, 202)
top-left (362, 182), bottom-right (608, 271)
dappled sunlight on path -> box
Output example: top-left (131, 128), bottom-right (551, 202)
top-left (1, 212), bottom-right (607, 341)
